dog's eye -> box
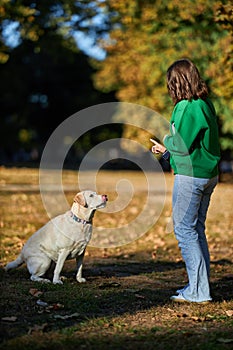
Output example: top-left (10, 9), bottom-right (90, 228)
top-left (89, 194), bottom-right (94, 198)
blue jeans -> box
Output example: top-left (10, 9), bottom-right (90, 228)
top-left (172, 174), bottom-right (218, 302)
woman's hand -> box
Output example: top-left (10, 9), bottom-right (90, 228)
top-left (150, 138), bottom-right (167, 154)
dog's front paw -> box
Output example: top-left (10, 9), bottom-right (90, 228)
top-left (76, 277), bottom-right (86, 283)
top-left (53, 279), bottom-right (63, 285)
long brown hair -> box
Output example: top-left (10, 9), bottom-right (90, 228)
top-left (166, 59), bottom-right (208, 105)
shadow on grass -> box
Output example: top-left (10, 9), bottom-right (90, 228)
top-left (0, 258), bottom-right (232, 346)
top-left (1, 326), bottom-right (233, 350)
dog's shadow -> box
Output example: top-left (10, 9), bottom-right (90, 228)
top-left (82, 260), bottom-right (184, 278)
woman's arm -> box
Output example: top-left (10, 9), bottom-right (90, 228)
top-left (150, 138), bottom-right (170, 162)
top-left (150, 138), bottom-right (166, 154)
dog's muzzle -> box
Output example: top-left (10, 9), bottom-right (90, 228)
top-left (102, 194), bottom-right (108, 202)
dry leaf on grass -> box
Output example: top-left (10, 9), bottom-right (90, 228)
top-left (217, 338), bottom-right (233, 344)
top-left (36, 299), bottom-right (64, 310)
top-left (50, 303), bottom-right (64, 310)
top-left (225, 310), bottom-right (233, 317)
top-left (190, 316), bottom-right (206, 322)
top-left (53, 313), bottom-right (80, 320)
top-left (29, 288), bottom-right (43, 298)
top-left (135, 294), bottom-right (145, 299)
top-left (1, 316), bottom-right (17, 322)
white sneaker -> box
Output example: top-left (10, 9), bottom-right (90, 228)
top-left (170, 294), bottom-right (189, 303)
top-left (170, 294), bottom-right (210, 304)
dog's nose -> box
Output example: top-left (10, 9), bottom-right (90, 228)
top-left (102, 194), bottom-right (108, 201)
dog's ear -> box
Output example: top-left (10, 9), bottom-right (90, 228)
top-left (73, 192), bottom-right (86, 207)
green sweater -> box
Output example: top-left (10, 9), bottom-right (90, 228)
top-left (163, 98), bottom-right (221, 178)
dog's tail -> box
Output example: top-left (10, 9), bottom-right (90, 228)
top-left (4, 254), bottom-right (24, 271)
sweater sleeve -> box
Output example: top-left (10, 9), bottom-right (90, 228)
top-left (164, 100), bottom-right (208, 156)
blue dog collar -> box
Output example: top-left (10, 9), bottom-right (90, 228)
top-left (69, 211), bottom-right (90, 225)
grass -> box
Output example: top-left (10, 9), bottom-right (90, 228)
top-left (0, 167), bottom-right (233, 349)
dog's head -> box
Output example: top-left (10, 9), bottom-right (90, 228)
top-left (72, 190), bottom-right (108, 221)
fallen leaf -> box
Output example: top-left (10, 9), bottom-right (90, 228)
top-left (135, 294), bottom-right (145, 299)
top-left (50, 303), bottom-right (64, 310)
top-left (29, 288), bottom-right (43, 298)
top-left (167, 308), bottom-right (175, 313)
top-left (217, 338), bottom-right (233, 344)
top-left (225, 310), bottom-right (233, 317)
top-left (1, 316), bottom-right (17, 322)
top-left (151, 251), bottom-right (157, 259)
top-left (191, 316), bottom-right (206, 322)
top-left (53, 312), bottom-right (80, 320)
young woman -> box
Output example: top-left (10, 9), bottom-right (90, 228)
top-left (151, 58), bottom-right (221, 303)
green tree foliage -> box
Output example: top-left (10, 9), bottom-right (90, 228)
top-left (0, 0), bottom-right (104, 63)
top-left (92, 0), bottom-right (233, 154)
top-left (208, 2), bottom-right (233, 150)
top-left (0, 0), bottom-right (115, 162)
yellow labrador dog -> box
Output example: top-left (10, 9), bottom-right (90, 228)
top-left (5, 191), bottom-right (107, 284)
